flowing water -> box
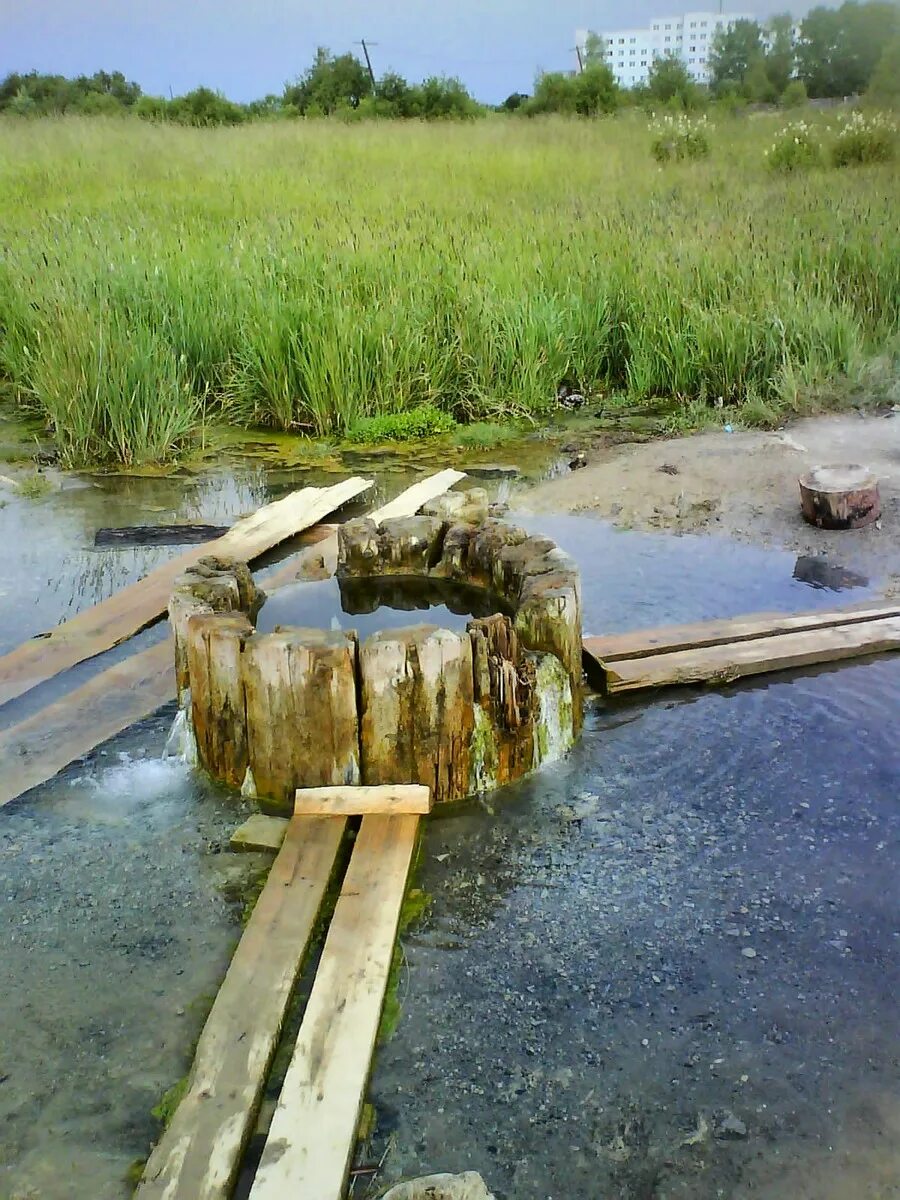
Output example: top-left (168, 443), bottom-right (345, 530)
top-left (0, 462), bottom-right (896, 1200)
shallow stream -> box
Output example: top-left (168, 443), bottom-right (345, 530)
top-left (0, 459), bottom-right (896, 1200)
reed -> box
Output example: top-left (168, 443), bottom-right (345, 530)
top-left (0, 113), bottom-right (896, 466)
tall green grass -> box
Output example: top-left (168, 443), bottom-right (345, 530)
top-left (0, 113), bottom-right (897, 466)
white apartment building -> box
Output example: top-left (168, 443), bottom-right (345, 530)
top-left (576, 11), bottom-right (754, 87)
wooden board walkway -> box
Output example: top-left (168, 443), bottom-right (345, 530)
top-left (0, 472), bottom-right (465, 809)
top-left (585, 603), bottom-right (900, 695)
top-left (0, 477), bottom-right (373, 709)
top-left (135, 815), bottom-right (348, 1200)
top-left (0, 641), bottom-right (174, 809)
top-left (250, 812), bottom-right (419, 1200)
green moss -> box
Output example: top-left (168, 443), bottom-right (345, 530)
top-left (151, 1073), bottom-right (190, 1128)
top-left (468, 704), bottom-right (499, 794)
top-left (378, 831), bottom-right (431, 1045)
top-left (453, 421), bottom-right (519, 450)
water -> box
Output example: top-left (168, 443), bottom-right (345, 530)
top-left (0, 479), bottom-right (897, 1199)
top-left (256, 575), bottom-right (510, 640)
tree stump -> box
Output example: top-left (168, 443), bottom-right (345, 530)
top-left (359, 626), bottom-right (474, 803)
top-left (186, 612), bottom-right (254, 790)
top-left (242, 628), bottom-right (359, 808)
top-left (799, 465), bottom-right (880, 530)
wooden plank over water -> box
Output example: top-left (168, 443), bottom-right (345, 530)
top-left (602, 615), bottom-right (900, 694)
top-left (260, 468), bottom-right (467, 592)
top-left (0, 477), bottom-right (373, 708)
top-left (250, 813), bottom-right (419, 1200)
top-left (583, 601), bottom-right (900, 666)
top-left (136, 816), bottom-right (347, 1200)
top-left (0, 640), bottom-right (174, 809)
top-left (0, 473), bottom-right (464, 809)
top-left (295, 783), bottom-right (432, 816)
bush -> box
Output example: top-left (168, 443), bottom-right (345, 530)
top-left (650, 113), bottom-right (711, 162)
top-left (831, 110), bottom-right (897, 166)
top-left (346, 405), bottom-right (456, 444)
top-left (781, 80), bottom-right (808, 108)
top-left (765, 120), bottom-right (823, 171)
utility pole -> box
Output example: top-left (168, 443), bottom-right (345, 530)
top-left (572, 44), bottom-right (584, 73)
top-left (356, 40), bottom-right (378, 92)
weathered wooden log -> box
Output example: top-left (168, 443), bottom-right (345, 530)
top-left (169, 556), bottom-right (264, 699)
top-left (242, 628), bottom-right (359, 808)
top-left (514, 569), bottom-right (583, 730)
top-left (337, 516), bottom-right (445, 578)
top-left (359, 626), bottom-right (474, 803)
top-left (468, 614), bottom-right (536, 790)
top-left (186, 612), bottom-right (254, 790)
top-left (94, 523), bottom-right (229, 548)
top-left (799, 465), bottom-right (880, 530)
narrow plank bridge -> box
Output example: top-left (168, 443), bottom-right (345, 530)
top-left (2, 472), bottom-right (899, 1198)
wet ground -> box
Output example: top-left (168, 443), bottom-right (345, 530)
top-left (0, 460), bottom-right (897, 1199)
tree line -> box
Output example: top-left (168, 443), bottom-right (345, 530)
top-left (2, 3), bottom-right (898, 125)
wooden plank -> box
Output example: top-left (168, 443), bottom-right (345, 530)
top-left (136, 815), bottom-right (347, 1200)
top-left (0, 477), bottom-right (373, 708)
top-left (584, 601), bottom-right (900, 665)
top-left (295, 784), bottom-right (432, 816)
top-left (0, 472), bottom-right (464, 811)
top-left (260, 469), bottom-right (466, 592)
top-left (250, 813), bottom-right (419, 1200)
top-left (230, 813), bottom-right (290, 852)
top-left (0, 641), bottom-right (174, 809)
top-left (604, 616), bottom-right (900, 694)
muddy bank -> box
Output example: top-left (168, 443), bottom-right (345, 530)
top-left (515, 414), bottom-right (900, 590)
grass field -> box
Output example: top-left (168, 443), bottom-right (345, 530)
top-left (0, 114), bottom-right (897, 466)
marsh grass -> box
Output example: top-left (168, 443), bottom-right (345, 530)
top-left (0, 113), bottom-right (897, 466)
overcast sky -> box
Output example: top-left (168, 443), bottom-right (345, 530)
top-left (3, 1), bottom-right (832, 105)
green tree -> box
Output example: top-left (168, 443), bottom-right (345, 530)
top-left (798, 2), bottom-right (900, 97)
top-left (765, 13), bottom-right (796, 95)
top-left (583, 32), bottom-right (609, 65)
top-left (169, 87), bottom-right (245, 126)
top-left (417, 76), bottom-right (479, 119)
top-left (376, 71), bottom-right (419, 117)
top-left (500, 91), bottom-right (529, 111)
top-left (284, 48), bottom-right (371, 115)
top-left (646, 53), bottom-right (701, 108)
top-left (866, 34), bottom-right (900, 107)
top-left (709, 19), bottom-right (764, 95)
top-left (573, 62), bottom-right (618, 115)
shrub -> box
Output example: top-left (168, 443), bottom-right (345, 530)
top-left (454, 422), bottom-right (519, 450)
top-left (650, 113), bottom-right (711, 162)
top-left (831, 110), bottom-right (897, 166)
top-left (765, 120), bottom-right (823, 171)
top-left (346, 405), bottom-right (456, 444)
top-left (781, 80), bottom-right (808, 108)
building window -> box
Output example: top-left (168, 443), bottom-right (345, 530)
top-left (690, 20), bottom-right (696, 27)
top-left (690, 44), bottom-right (696, 51)
top-left (700, 20), bottom-right (707, 27)
top-left (665, 35), bottom-right (670, 42)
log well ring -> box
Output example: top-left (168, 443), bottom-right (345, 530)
top-left (169, 517), bottom-right (582, 810)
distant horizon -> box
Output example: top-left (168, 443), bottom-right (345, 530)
top-left (2, 0), bottom-right (838, 106)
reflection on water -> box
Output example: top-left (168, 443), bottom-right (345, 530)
top-left (257, 575), bottom-right (510, 640)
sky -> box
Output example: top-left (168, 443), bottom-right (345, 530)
top-left (2, 0), bottom-right (832, 106)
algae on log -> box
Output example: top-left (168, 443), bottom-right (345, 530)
top-left (359, 626), bottom-right (475, 803)
top-left (338, 516), bottom-right (446, 578)
top-left (169, 557), bottom-right (263, 700)
top-left (515, 571), bottom-right (583, 702)
top-left (186, 612), bottom-right (254, 790)
top-left (241, 628), bottom-right (359, 809)
top-left (468, 614), bottom-right (536, 789)
top-left (533, 653), bottom-right (576, 765)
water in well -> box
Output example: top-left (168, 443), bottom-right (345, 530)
top-left (256, 575), bottom-right (512, 639)
top-left (0, 463), bottom-right (897, 1200)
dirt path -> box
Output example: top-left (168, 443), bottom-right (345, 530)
top-left (516, 414), bottom-right (900, 591)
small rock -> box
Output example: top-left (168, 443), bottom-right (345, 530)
top-left (658, 463), bottom-right (679, 475)
top-left (381, 1172), bottom-right (496, 1200)
top-left (716, 1111), bottom-right (748, 1139)
top-left (569, 452), bottom-right (588, 470)
top-left (741, 947), bottom-right (757, 959)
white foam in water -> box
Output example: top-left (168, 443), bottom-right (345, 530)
top-left (163, 705), bottom-right (199, 766)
